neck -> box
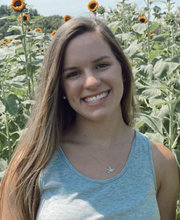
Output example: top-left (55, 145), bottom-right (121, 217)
top-left (64, 113), bottom-right (133, 150)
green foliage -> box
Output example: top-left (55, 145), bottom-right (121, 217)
top-left (0, 5), bottom-right (63, 40)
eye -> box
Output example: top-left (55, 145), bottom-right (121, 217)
top-left (96, 63), bottom-right (109, 70)
top-left (66, 71), bottom-right (80, 79)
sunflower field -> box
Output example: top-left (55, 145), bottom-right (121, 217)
top-left (0, 0), bottom-right (180, 217)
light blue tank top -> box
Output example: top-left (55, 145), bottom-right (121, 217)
top-left (36, 130), bottom-right (160, 220)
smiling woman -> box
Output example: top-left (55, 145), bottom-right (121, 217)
top-left (0, 17), bottom-right (179, 220)
top-left (62, 32), bottom-right (124, 122)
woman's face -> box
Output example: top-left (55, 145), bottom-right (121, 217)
top-left (62, 31), bottom-right (124, 122)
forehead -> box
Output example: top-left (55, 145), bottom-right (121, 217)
top-left (64, 32), bottom-right (114, 65)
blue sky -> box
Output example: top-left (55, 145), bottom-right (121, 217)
top-left (0, 0), bottom-right (179, 17)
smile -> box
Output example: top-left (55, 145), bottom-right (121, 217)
top-left (83, 90), bottom-right (110, 104)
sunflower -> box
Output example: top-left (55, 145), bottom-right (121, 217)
top-left (64, 15), bottom-right (72, 22)
top-left (18, 14), bottom-right (29, 22)
top-left (10, 0), bottom-right (25, 11)
top-left (145, 32), bottom-right (156, 38)
top-left (88, 0), bottom-right (99, 12)
top-left (51, 30), bottom-right (57, 36)
top-left (36, 27), bottom-right (42, 32)
top-left (3, 38), bottom-right (8, 42)
top-left (150, 33), bottom-right (156, 37)
top-left (138, 16), bottom-right (147, 23)
top-left (3, 38), bottom-right (9, 46)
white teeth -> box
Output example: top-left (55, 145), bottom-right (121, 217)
top-left (84, 91), bottom-right (108, 103)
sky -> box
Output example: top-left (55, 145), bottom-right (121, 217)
top-left (0, 0), bottom-right (179, 17)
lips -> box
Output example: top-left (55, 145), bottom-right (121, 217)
top-left (82, 90), bottom-right (110, 104)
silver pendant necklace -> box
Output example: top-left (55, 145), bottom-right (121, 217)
top-left (107, 166), bottom-right (115, 173)
top-left (85, 146), bottom-right (116, 174)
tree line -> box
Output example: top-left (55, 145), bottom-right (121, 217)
top-left (0, 5), bottom-right (63, 40)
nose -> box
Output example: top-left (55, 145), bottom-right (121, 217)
top-left (83, 70), bottom-right (101, 89)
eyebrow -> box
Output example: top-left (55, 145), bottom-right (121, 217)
top-left (63, 56), bottom-right (111, 72)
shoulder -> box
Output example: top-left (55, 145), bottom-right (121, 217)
top-left (151, 141), bottom-right (177, 166)
top-left (150, 141), bottom-right (179, 219)
top-left (151, 141), bottom-right (179, 197)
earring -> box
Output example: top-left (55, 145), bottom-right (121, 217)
top-left (63, 96), bottom-right (66, 100)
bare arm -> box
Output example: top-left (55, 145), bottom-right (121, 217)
top-left (151, 141), bottom-right (179, 220)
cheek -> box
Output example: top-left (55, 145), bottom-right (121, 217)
top-left (63, 82), bottom-right (81, 101)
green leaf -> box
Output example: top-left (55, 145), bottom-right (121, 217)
top-left (0, 47), bottom-right (16, 59)
top-left (150, 22), bottom-right (159, 33)
top-left (138, 113), bottom-right (163, 135)
top-left (116, 32), bottom-right (133, 41)
top-left (124, 40), bottom-right (142, 57)
top-left (153, 34), bottom-right (168, 42)
top-left (108, 21), bottom-right (121, 33)
top-left (7, 25), bottom-right (22, 33)
top-left (157, 105), bottom-right (169, 118)
top-left (138, 63), bottom-right (153, 77)
top-left (28, 59), bottom-right (43, 66)
top-left (0, 158), bottom-right (8, 179)
top-left (0, 100), bottom-right (5, 113)
top-left (149, 97), bottom-right (167, 106)
top-left (132, 23), bottom-right (148, 34)
top-left (4, 94), bottom-right (19, 116)
top-left (149, 49), bottom-right (162, 61)
top-left (173, 149), bottom-right (180, 169)
top-left (142, 88), bottom-right (161, 97)
top-left (0, 17), bottom-right (8, 20)
top-left (145, 132), bottom-right (164, 144)
top-left (153, 59), bottom-right (180, 77)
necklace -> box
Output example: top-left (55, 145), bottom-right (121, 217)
top-left (87, 148), bottom-right (116, 174)
top-left (107, 166), bottom-right (116, 173)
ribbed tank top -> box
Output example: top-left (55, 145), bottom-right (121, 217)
top-left (36, 130), bottom-right (160, 220)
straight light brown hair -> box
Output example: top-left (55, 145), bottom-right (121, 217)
top-left (0, 17), bottom-right (136, 220)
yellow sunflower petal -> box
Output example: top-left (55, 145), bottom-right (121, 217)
top-left (64, 15), bottom-right (72, 22)
top-left (88, 0), bottom-right (99, 12)
top-left (18, 14), bottom-right (29, 22)
top-left (138, 16), bottom-right (147, 23)
top-left (10, 0), bottom-right (25, 11)
top-left (150, 33), bottom-right (156, 37)
top-left (23, 14), bottom-right (29, 21)
top-left (51, 30), bottom-right (57, 36)
top-left (36, 27), bottom-right (42, 32)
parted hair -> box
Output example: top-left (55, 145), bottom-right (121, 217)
top-left (0, 17), bottom-right (136, 220)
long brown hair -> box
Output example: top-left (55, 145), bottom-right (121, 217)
top-left (0, 17), bottom-right (136, 220)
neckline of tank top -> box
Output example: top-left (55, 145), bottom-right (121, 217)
top-left (58, 129), bottom-right (140, 184)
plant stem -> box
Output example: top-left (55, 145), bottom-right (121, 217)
top-left (147, 0), bottom-right (151, 61)
top-left (1, 80), bottom-right (11, 161)
top-left (170, 25), bottom-right (175, 58)
top-left (20, 13), bottom-right (31, 97)
top-left (122, 0), bottom-right (125, 33)
top-left (167, 95), bottom-right (175, 149)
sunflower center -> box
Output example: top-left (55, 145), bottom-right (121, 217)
top-left (23, 15), bottom-right (27, 21)
top-left (14, 1), bottom-right (22, 6)
top-left (90, 3), bottom-right (96, 9)
top-left (65, 17), bottom-right (71, 21)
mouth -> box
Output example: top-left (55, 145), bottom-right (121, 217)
top-left (82, 90), bottom-right (110, 104)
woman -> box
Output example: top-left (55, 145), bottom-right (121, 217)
top-left (0, 17), bottom-right (179, 220)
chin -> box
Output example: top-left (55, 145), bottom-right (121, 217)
top-left (81, 110), bottom-right (113, 122)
